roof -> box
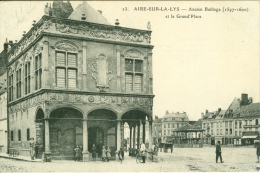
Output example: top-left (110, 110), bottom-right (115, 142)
top-left (153, 118), bottom-right (162, 123)
top-left (163, 112), bottom-right (189, 119)
top-left (0, 73), bottom-right (7, 95)
top-left (233, 103), bottom-right (260, 118)
top-left (215, 110), bottom-right (227, 119)
top-left (68, 1), bottom-right (111, 25)
top-left (173, 121), bottom-right (204, 132)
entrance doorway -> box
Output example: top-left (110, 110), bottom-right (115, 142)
top-left (88, 127), bottom-right (104, 151)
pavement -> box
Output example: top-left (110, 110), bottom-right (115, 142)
top-left (0, 146), bottom-right (259, 172)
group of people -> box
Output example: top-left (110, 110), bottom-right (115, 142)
top-left (91, 144), bottom-right (111, 162)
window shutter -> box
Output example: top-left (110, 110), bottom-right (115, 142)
top-left (68, 54), bottom-right (77, 67)
top-left (125, 74), bottom-right (133, 91)
top-left (134, 74), bottom-right (142, 92)
top-left (68, 69), bottom-right (76, 88)
top-left (56, 68), bottom-right (65, 87)
top-left (56, 52), bottom-right (66, 66)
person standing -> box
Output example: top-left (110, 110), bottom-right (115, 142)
top-left (256, 143), bottom-right (260, 163)
top-left (118, 147), bottom-right (124, 164)
top-left (29, 138), bottom-right (35, 160)
top-left (74, 145), bottom-right (80, 161)
top-left (216, 141), bottom-right (224, 163)
top-left (140, 142), bottom-right (146, 163)
top-left (101, 145), bottom-right (106, 161)
top-left (92, 144), bottom-right (97, 161)
top-left (106, 146), bottom-right (111, 162)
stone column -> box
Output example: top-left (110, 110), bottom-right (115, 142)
top-left (117, 120), bottom-right (121, 151)
top-left (82, 119), bottom-right (89, 162)
top-left (137, 123), bottom-right (140, 149)
top-left (142, 121), bottom-right (146, 144)
top-left (149, 121), bottom-right (152, 149)
top-left (45, 119), bottom-right (51, 155)
top-left (129, 123), bottom-right (132, 156)
top-left (133, 125), bottom-right (136, 149)
top-left (129, 124), bottom-right (132, 148)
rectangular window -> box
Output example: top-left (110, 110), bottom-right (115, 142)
top-left (35, 53), bottom-right (42, 90)
top-left (217, 129), bottom-right (219, 135)
top-left (18, 130), bottom-right (21, 141)
top-left (211, 123), bottom-right (213, 128)
top-left (168, 123), bottom-right (170, 128)
top-left (11, 131), bottom-right (13, 141)
top-left (164, 124), bottom-right (166, 128)
top-left (220, 129), bottom-right (222, 135)
top-left (256, 119), bottom-right (259, 125)
top-left (172, 123), bottom-right (175, 128)
top-left (16, 69), bottom-right (21, 98)
top-left (168, 130), bottom-right (170, 135)
top-left (177, 123), bottom-right (179, 128)
top-left (8, 74), bottom-right (13, 102)
top-left (27, 128), bottom-right (30, 141)
top-left (225, 121), bottom-right (228, 127)
top-left (220, 122), bottom-right (222, 127)
top-left (235, 131), bottom-right (237, 136)
top-left (56, 52), bottom-right (77, 88)
top-left (235, 121), bottom-right (237, 129)
top-left (125, 59), bottom-right (143, 92)
top-left (24, 62), bottom-right (31, 95)
top-left (164, 130), bottom-right (166, 135)
top-left (239, 121), bottom-right (242, 128)
top-left (230, 129), bottom-right (232, 135)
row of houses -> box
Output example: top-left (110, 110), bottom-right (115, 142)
top-left (151, 93), bottom-right (260, 147)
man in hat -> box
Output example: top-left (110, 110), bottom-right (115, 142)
top-left (216, 141), bottom-right (224, 163)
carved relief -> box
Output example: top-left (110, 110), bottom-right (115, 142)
top-left (91, 54), bottom-right (113, 92)
top-left (124, 49), bottom-right (144, 59)
top-left (54, 40), bottom-right (79, 51)
top-left (8, 66), bottom-right (14, 76)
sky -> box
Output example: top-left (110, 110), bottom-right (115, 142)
top-left (0, 1), bottom-right (259, 121)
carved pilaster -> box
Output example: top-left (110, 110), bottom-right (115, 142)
top-left (82, 41), bottom-right (87, 90)
top-left (42, 40), bottom-right (49, 88)
top-left (148, 51), bottom-right (153, 94)
top-left (116, 46), bottom-right (121, 92)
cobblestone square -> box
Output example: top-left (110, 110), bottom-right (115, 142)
top-left (0, 146), bottom-right (258, 172)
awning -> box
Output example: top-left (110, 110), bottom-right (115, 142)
top-left (241, 135), bottom-right (258, 139)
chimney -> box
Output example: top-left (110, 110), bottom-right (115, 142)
top-left (201, 113), bottom-right (204, 119)
top-left (177, 112), bottom-right (179, 114)
top-left (97, 10), bottom-right (102, 15)
top-left (205, 109), bottom-right (208, 114)
top-left (115, 19), bottom-right (120, 26)
top-left (241, 93), bottom-right (249, 106)
top-left (4, 38), bottom-right (8, 52)
top-left (218, 108), bottom-right (221, 112)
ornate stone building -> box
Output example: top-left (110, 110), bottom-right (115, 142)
top-left (6, 2), bottom-right (154, 161)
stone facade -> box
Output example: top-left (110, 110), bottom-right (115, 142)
top-left (6, 2), bottom-right (154, 161)
top-left (201, 94), bottom-right (260, 146)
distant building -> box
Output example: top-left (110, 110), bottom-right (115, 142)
top-left (201, 93), bottom-right (260, 146)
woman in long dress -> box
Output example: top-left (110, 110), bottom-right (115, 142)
top-left (101, 145), bottom-right (106, 161)
top-left (106, 146), bottom-right (111, 162)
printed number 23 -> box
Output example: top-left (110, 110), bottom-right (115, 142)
top-left (123, 7), bottom-right (128, 11)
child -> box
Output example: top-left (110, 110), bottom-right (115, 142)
top-left (101, 145), bottom-right (106, 161)
top-left (74, 145), bottom-right (80, 161)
